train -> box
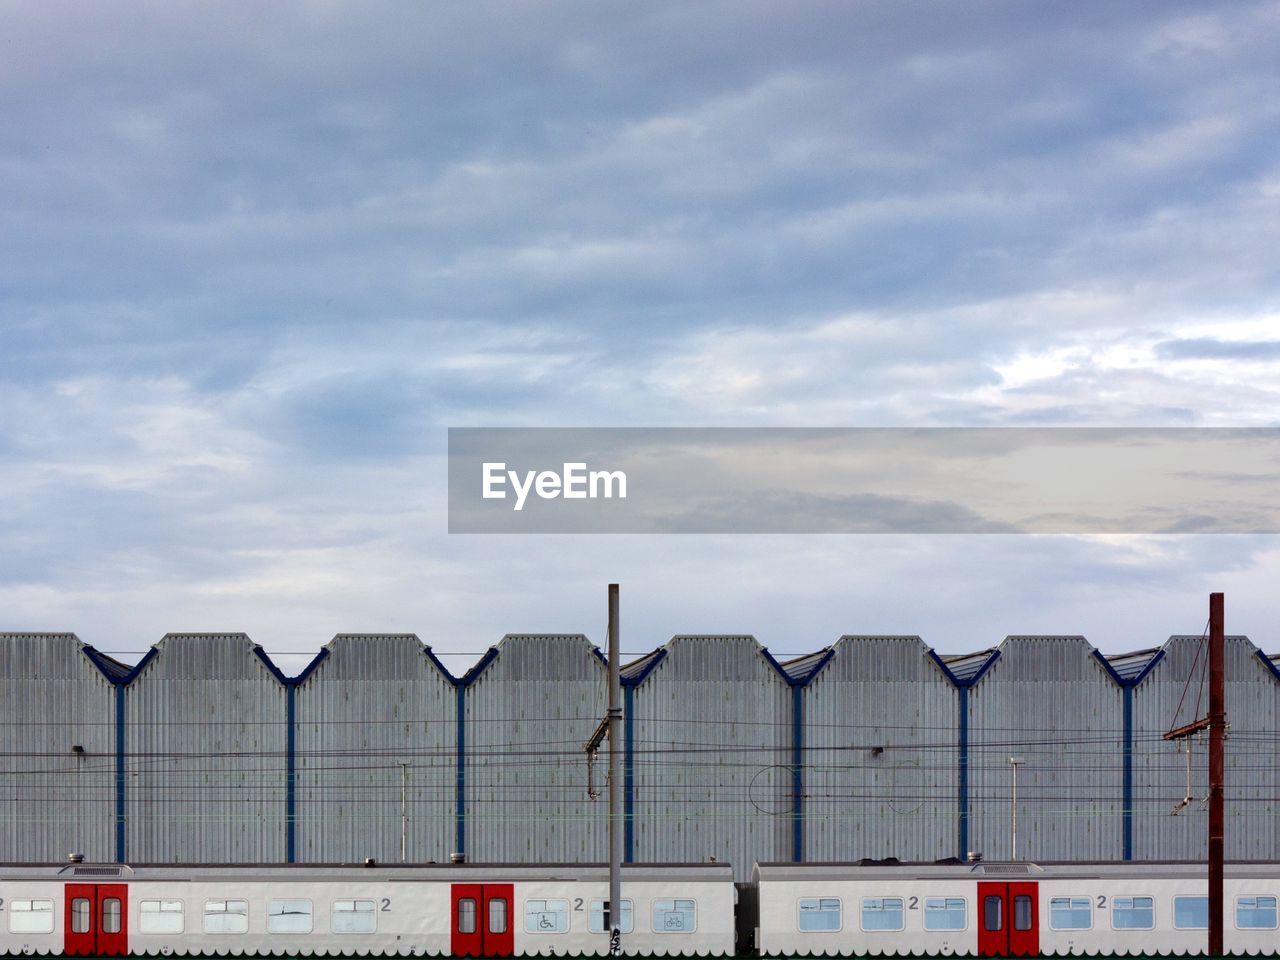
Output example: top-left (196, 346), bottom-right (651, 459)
top-left (2, 858), bottom-right (1278, 957)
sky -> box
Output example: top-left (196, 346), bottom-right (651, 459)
top-left (2, 1), bottom-right (1279, 676)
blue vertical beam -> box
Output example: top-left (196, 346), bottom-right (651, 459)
top-left (957, 685), bottom-right (969, 861)
top-left (624, 684), bottom-right (635, 862)
top-left (114, 683), bottom-right (126, 864)
top-left (286, 683), bottom-right (297, 863)
top-left (455, 684), bottom-right (466, 856)
top-left (1123, 684), bottom-right (1133, 860)
top-left (791, 683), bottom-right (804, 862)
top-left (1091, 647), bottom-right (1149, 863)
top-left (618, 649), bottom-right (665, 865)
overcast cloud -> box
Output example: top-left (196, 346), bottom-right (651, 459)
top-left (2, 1), bottom-right (1279, 671)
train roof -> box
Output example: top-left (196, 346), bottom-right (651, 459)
top-left (754, 861), bottom-right (1280, 881)
top-left (0, 861), bottom-right (735, 883)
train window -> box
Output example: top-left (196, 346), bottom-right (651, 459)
top-left (1173, 896), bottom-right (1207, 930)
top-left (924, 897), bottom-right (967, 931)
top-left (102, 898), bottom-right (122, 934)
top-left (458, 898), bottom-right (477, 934)
top-left (268, 899), bottom-right (313, 934)
top-left (652, 899), bottom-right (697, 933)
top-left (983, 895), bottom-right (1002, 931)
top-left (1112, 896), bottom-right (1154, 930)
top-left (332, 900), bottom-right (376, 934)
top-left (489, 898), bottom-right (508, 934)
top-left (589, 899), bottom-right (634, 934)
top-left (525, 899), bottom-right (569, 934)
top-left (139, 900), bottom-right (185, 935)
top-left (1237, 896), bottom-right (1279, 930)
top-left (1049, 897), bottom-right (1092, 930)
top-left (71, 898), bottom-right (91, 934)
top-left (7, 899), bottom-right (55, 935)
top-left (1014, 895), bottom-right (1032, 931)
top-left (798, 898), bottom-right (841, 932)
top-left (203, 899), bottom-right (249, 934)
top-left (861, 897), bottom-right (904, 932)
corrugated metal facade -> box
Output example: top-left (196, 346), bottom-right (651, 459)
top-left (966, 636), bottom-right (1125, 861)
top-left (293, 634), bottom-right (456, 863)
top-left (802, 636), bottom-right (959, 863)
top-left (0, 634), bottom-right (116, 862)
top-left (1131, 635), bottom-right (1280, 860)
top-left (463, 634), bottom-right (607, 863)
top-left (123, 634), bottom-right (288, 863)
top-left (2, 629), bottom-right (1278, 870)
top-left (628, 636), bottom-right (792, 881)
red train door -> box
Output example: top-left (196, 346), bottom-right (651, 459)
top-left (978, 881), bottom-right (1038, 957)
top-left (64, 883), bottom-right (128, 957)
top-left (451, 883), bottom-right (514, 957)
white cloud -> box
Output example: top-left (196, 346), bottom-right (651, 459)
top-left (0, 375), bottom-right (265, 494)
top-left (2, 0), bottom-right (1279, 661)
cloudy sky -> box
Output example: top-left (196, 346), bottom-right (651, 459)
top-left (3, 1), bottom-right (1279, 674)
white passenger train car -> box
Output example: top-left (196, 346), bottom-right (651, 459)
top-left (754, 861), bottom-right (1280, 957)
top-left (11, 858), bottom-right (1280, 956)
top-left (0, 861), bottom-right (735, 957)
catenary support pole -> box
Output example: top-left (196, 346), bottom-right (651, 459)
top-left (1009, 756), bottom-right (1023, 861)
top-left (608, 583), bottom-right (623, 956)
top-left (1209, 591), bottom-right (1225, 957)
top-left (399, 761), bottom-right (409, 863)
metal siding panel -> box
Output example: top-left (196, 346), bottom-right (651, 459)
top-left (630, 636), bottom-right (791, 881)
top-left (967, 637), bottom-right (1124, 861)
top-left (464, 635), bottom-right (607, 864)
top-left (0, 635), bottom-right (116, 862)
top-left (124, 634), bottom-right (288, 863)
top-left (1131, 636), bottom-right (1279, 860)
top-left (802, 636), bottom-right (959, 862)
top-left (9, 627), bottom-right (1271, 869)
top-left (293, 635), bottom-right (457, 864)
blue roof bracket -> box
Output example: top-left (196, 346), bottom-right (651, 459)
top-left (761, 645), bottom-right (835, 865)
top-left (617, 647), bottom-right (666, 865)
top-left (279, 646), bottom-right (331, 863)
top-left (449, 645), bottom-right (501, 859)
top-left (619, 647), bottom-right (667, 688)
top-left (1090, 647), bottom-right (1164, 862)
top-left (1255, 649), bottom-right (1280, 684)
top-left (80, 644), bottom-right (161, 864)
top-left (927, 647), bottom-right (1000, 861)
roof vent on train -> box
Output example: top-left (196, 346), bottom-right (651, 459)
top-left (967, 850), bottom-right (983, 863)
top-left (57, 863), bottom-right (131, 876)
top-left (451, 852), bottom-right (466, 864)
top-left (68, 852), bottom-right (85, 863)
top-left (971, 862), bottom-right (1044, 874)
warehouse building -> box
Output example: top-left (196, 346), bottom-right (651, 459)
top-left (293, 633), bottom-right (456, 864)
top-left (1, 630), bottom-right (1277, 879)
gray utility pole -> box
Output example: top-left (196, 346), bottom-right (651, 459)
top-left (607, 583), bottom-right (623, 957)
top-left (1208, 592), bottom-right (1225, 958)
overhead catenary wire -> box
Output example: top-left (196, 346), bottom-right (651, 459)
top-left (1169, 617), bottom-right (1212, 733)
top-left (5, 634), bottom-right (1273, 861)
